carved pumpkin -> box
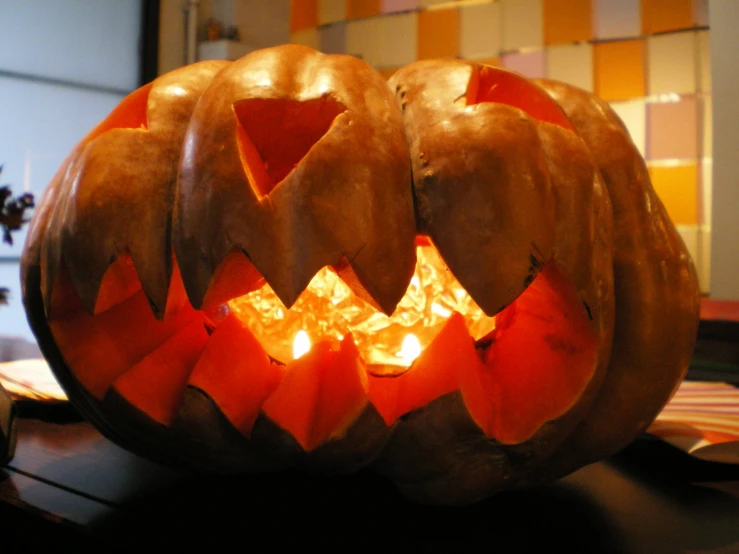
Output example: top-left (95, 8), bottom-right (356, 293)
top-left (21, 46), bottom-right (700, 506)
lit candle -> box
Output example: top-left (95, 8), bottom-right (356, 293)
top-left (398, 333), bottom-right (422, 366)
top-left (292, 330), bottom-right (311, 359)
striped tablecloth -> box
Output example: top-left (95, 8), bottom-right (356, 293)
top-left (0, 359), bottom-right (737, 463)
top-left (648, 380), bottom-right (739, 464)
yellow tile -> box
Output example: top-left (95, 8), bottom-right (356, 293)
top-left (291, 0), bottom-right (319, 32)
top-left (593, 39), bottom-right (645, 102)
top-left (346, 0), bottom-right (381, 19)
top-left (502, 0), bottom-right (543, 52)
top-left (543, 0), bottom-right (592, 45)
top-left (647, 31), bottom-right (697, 95)
top-left (648, 163), bottom-right (698, 225)
top-left (701, 157), bottom-right (712, 224)
top-left (546, 43), bottom-right (593, 92)
top-left (459, 2), bottom-right (502, 60)
top-left (641, 0), bottom-right (693, 35)
top-left (418, 8), bottom-right (459, 60)
top-left (319, 0), bottom-right (345, 25)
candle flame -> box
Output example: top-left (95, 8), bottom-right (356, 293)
top-left (398, 333), bottom-right (422, 366)
top-left (228, 245), bottom-right (495, 366)
top-left (293, 330), bottom-right (311, 359)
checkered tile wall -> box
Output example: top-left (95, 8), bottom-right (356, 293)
top-left (290, 0), bottom-right (712, 291)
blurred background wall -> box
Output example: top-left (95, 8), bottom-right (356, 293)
top-left (0, 0), bottom-right (143, 349)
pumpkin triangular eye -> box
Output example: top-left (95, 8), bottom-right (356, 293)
top-left (86, 82), bottom-right (152, 143)
top-left (233, 96), bottom-right (347, 197)
top-left (465, 65), bottom-right (573, 131)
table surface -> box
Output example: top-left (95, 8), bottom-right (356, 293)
top-left (1, 412), bottom-right (739, 554)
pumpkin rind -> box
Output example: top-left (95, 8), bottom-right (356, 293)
top-left (388, 60), bottom-right (557, 317)
top-left (39, 61), bottom-right (229, 319)
top-left (22, 61), bottom-right (228, 463)
top-left (19, 46), bottom-right (699, 507)
top-left (526, 79), bottom-right (701, 481)
top-left (371, 61), bottom-right (614, 504)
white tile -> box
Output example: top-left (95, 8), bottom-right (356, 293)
top-left (378, 12), bottom-right (417, 67)
top-left (609, 99), bottom-right (646, 157)
top-left (319, 0), bottom-right (345, 25)
top-left (677, 224), bottom-right (700, 270)
top-left (459, 2), bottom-right (502, 60)
top-left (501, 0), bottom-right (543, 52)
top-left (647, 32), bottom-right (697, 95)
top-left (593, 0), bottom-right (640, 40)
top-left (346, 17), bottom-right (383, 67)
top-left (546, 43), bottom-right (593, 92)
top-left (678, 224), bottom-right (713, 294)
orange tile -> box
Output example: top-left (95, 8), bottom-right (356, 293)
top-left (346, 0), bottom-right (381, 19)
top-left (291, 0), bottom-right (319, 33)
top-left (641, 0), bottom-right (693, 35)
top-left (543, 0), bottom-right (592, 45)
top-left (593, 39), bottom-right (645, 102)
top-left (648, 163), bottom-right (699, 225)
top-left (417, 8), bottom-right (459, 60)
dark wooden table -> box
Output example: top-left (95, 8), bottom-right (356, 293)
top-left (1, 411), bottom-right (739, 554)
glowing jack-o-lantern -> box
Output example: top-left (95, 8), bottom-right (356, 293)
top-left (21, 46), bottom-right (699, 506)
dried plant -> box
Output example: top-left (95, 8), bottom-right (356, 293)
top-left (0, 165), bottom-right (35, 304)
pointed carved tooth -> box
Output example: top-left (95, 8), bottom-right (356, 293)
top-left (389, 61), bottom-right (558, 317)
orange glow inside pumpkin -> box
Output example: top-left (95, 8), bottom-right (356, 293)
top-left (226, 245), bottom-right (496, 368)
top-left (86, 82), bottom-right (151, 143)
top-left (234, 96), bottom-right (346, 197)
top-left (46, 245), bottom-right (598, 446)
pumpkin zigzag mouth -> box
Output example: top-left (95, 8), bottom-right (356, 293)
top-left (44, 239), bottom-right (598, 449)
